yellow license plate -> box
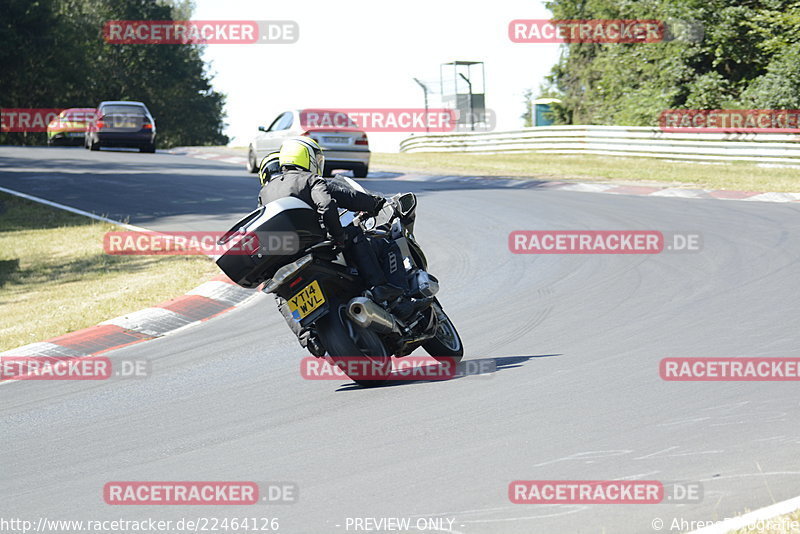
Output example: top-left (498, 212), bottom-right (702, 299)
top-left (288, 280), bottom-right (325, 320)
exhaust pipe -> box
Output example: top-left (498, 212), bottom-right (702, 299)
top-left (347, 297), bottom-right (400, 334)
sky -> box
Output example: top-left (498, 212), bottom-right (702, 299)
top-left (193, 0), bottom-right (560, 152)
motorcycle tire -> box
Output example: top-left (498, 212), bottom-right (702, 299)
top-left (422, 301), bottom-right (464, 368)
top-left (317, 300), bottom-right (393, 387)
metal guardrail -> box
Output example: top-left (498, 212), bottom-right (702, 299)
top-left (399, 125), bottom-right (800, 165)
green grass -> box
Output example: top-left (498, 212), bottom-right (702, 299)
top-left (0, 193), bottom-right (218, 352)
top-left (371, 152), bottom-right (800, 192)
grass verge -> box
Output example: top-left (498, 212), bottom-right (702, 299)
top-left (727, 508), bottom-right (800, 533)
top-left (0, 193), bottom-right (219, 352)
top-left (371, 152), bottom-right (800, 192)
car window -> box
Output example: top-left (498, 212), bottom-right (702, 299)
top-left (101, 105), bottom-right (146, 115)
top-left (278, 112), bottom-right (294, 130)
top-left (266, 114), bottom-right (284, 132)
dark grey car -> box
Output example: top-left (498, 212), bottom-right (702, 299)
top-left (85, 101), bottom-right (157, 153)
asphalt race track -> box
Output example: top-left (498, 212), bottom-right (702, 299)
top-left (1, 146), bottom-right (799, 533)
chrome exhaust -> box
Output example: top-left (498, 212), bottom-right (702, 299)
top-left (347, 297), bottom-right (400, 334)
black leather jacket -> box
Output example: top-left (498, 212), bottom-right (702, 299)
top-left (258, 167), bottom-right (382, 242)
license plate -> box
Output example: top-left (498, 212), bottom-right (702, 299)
top-left (288, 280), bottom-right (325, 320)
top-left (108, 117), bottom-right (138, 128)
top-left (323, 136), bottom-right (348, 144)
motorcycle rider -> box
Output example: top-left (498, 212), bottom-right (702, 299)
top-left (258, 136), bottom-right (404, 354)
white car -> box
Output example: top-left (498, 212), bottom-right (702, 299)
top-left (247, 109), bottom-right (371, 177)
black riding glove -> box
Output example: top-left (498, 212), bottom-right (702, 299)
top-left (368, 196), bottom-right (386, 217)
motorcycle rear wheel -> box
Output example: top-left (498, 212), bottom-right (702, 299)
top-left (317, 301), bottom-right (393, 387)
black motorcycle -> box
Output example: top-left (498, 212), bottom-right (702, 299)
top-left (216, 178), bottom-right (463, 386)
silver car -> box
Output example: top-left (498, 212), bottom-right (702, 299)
top-left (246, 109), bottom-right (371, 177)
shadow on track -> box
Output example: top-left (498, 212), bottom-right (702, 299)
top-left (334, 354), bottom-right (560, 392)
top-left (0, 147), bottom-right (564, 229)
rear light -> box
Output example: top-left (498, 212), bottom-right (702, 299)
top-left (96, 120), bottom-right (105, 129)
top-left (142, 122), bottom-right (152, 130)
top-left (355, 133), bottom-right (369, 146)
top-left (263, 254), bottom-right (313, 293)
top-left (300, 131), bottom-right (321, 143)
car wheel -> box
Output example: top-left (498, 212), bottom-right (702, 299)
top-left (353, 165), bottom-right (369, 178)
top-left (247, 147), bottom-right (258, 173)
top-left (140, 143), bottom-right (155, 153)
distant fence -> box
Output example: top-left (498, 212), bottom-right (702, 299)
top-left (399, 125), bottom-right (800, 165)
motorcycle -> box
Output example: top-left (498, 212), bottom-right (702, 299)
top-left (215, 177), bottom-right (463, 387)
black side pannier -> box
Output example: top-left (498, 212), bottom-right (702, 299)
top-left (216, 197), bottom-right (326, 288)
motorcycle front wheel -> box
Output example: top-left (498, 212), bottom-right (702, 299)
top-left (422, 301), bottom-right (464, 368)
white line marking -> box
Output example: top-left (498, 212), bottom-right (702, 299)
top-left (744, 192), bottom-right (800, 202)
top-left (100, 307), bottom-right (194, 336)
top-left (649, 188), bottom-right (708, 198)
top-left (218, 156), bottom-right (247, 164)
top-left (0, 185), bottom-right (258, 379)
top-left (0, 185), bottom-right (148, 231)
top-left (555, 183), bottom-right (616, 193)
top-left (634, 446), bottom-right (680, 460)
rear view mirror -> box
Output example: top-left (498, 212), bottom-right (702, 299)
top-left (397, 193), bottom-right (416, 217)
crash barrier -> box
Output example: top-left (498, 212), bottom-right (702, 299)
top-left (399, 125), bottom-right (800, 165)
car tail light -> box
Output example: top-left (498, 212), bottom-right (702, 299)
top-left (142, 122), bottom-right (153, 130)
top-left (96, 117), bottom-right (105, 129)
top-left (300, 130), bottom-right (322, 143)
top-left (355, 133), bottom-right (369, 146)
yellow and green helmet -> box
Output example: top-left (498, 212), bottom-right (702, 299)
top-left (258, 152), bottom-right (281, 185)
top-left (278, 136), bottom-right (325, 176)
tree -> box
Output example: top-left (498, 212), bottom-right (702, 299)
top-left (539, 0), bottom-right (800, 126)
top-left (0, 0), bottom-right (228, 146)
top-left (521, 89), bottom-right (534, 127)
